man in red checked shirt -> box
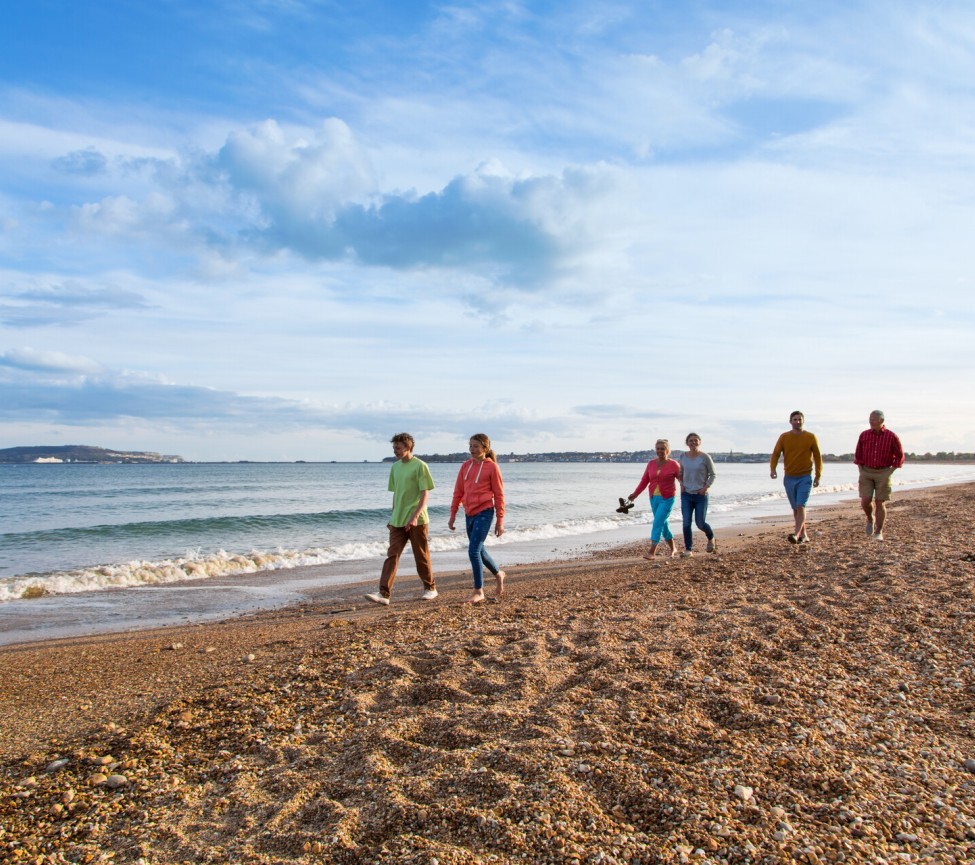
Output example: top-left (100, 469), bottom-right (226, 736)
top-left (854, 410), bottom-right (905, 542)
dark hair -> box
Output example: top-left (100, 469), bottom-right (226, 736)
top-left (685, 432), bottom-right (701, 445)
top-left (789, 411), bottom-right (804, 422)
top-left (470, 433), bottom-right (497, 462)
top-left (390, 432), bottom-right (415, 450)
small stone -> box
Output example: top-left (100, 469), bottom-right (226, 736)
top-left (92, 755), bottom-right (114, 766)
top-left (89, 773), bottom-right (108, 785)
top-left (105, 774), bottom-right (129, 789)
top-left (46, 758), bottom-right (70, 773)
top-left (962, 758), bottom-right (975, 774)
top-left (243, 653), bottom-right (257, 663)
top-left (19, 776), bottom-right (38, 788)
top-left (734, 784), bottom-right (754, 801)
top-left (167, 642), bottom-right (183, 650)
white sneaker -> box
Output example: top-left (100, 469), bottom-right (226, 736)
top-left (873, 532), bottom-right (884, 542)
top-left (365, 592), bottom-right (390, 605)
top-left (421, 589), bottom-right (439, 600)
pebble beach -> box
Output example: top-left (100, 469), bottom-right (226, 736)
top-left (2, 483), bottom-right (975, 864)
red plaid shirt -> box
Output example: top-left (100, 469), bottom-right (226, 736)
top-left (855, 427), bottom-right (904, 469)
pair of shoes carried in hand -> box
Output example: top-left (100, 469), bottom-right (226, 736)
top-left (616, 497), bottom-right (635, 514)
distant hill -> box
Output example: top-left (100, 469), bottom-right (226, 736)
top-left (0, 445), bottom-right (184, 464)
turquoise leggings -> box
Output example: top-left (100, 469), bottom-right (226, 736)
top-left (650, 494), bottom-right (676, 543)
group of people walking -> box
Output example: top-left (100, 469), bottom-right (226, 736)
top-left (365, 432), bottom-right (506, 607)
top-left (365, 411), bottom-right (905, 604)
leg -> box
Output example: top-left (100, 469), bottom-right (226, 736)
top-left (794, 505), bottom-right (806, 538)
top-left (873, 468), bottom-right (894, 537)
top-left (694, 493), bottom-right (714, 541)
top-left (405, 524), bottom-right (435, 591)
top-left (379, 524), bottom-right (410, 598)
top-left (874, 500), bottom-right (888, 533)
top-left (680, 492), bottom-right (693, 551)
top-left (654, 495), bottom-right (677, 557)
top-left (858, 467), bottom-right (875, 534)
top-left (464, 510), bottom-right (493, 602)
top-left (646, 495), bottom-right (668, 557)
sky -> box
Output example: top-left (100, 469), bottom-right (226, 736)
top-left (1, 0), bottom-right (973, 462)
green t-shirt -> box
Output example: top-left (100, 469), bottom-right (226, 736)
top-left (388, 456), bottom-right (435, 527)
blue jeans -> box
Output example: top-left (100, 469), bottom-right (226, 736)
top-left (681, 491), bottom-right (714, 551)
top-left (466, 508), bottom-right (500, 590)
top-left (650, 495), bottom-right (675, 543)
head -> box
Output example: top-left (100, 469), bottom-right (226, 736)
top-left (789, 411), bottom-right (804, 431)
top-left (469, 433), bottom-right (496, 461)
top-left (685, 432), bottom-right (702, 451)
top-left (655, 438), bottom-right (671, 458)
top-left (869, 410), bottom-right (885, 431)
top-left (390, 432), bottom-right (415, 460)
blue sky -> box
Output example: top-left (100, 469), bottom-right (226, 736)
top-left (1, 0), bottom-right (973, 461)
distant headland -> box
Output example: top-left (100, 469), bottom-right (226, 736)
top-left (0, 446), bottom-right (184, 464)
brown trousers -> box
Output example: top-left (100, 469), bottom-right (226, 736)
top-left (379, 523), bottom-right (435, 598)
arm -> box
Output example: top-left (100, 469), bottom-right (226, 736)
top-left (854, 431), bottom-right (866, 467)
top-left (629, 463), bottom-right (653, 501)
top-left (406, 489), bottom-right (430, 530)
top-left (812, 435), bottom-right (823, 486)
top-left (770, 436), bottom-right (783, 479)
top-left (891, 432), bottom-right (905, 469)
top-left (703, 454), bottom-right (716, 492)
top-left (492, 462), bottom-right (505, 536)
top-left (448, 464), bottom-right (466, 530)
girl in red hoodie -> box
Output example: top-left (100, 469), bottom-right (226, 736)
top-left (449, 433), bottom-right (506, 603)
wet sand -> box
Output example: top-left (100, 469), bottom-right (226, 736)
top-left (2, 484), bottom-right (975, 863)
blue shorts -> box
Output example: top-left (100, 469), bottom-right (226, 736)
top-left (784, 474), bottom-right (813, 509)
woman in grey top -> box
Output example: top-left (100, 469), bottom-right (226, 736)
top-left (678, 432), bottom-right (717, 555)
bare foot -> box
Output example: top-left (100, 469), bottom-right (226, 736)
top-left (465, 591), bottom-right (486, 604)
top-left (495, 570), bottom-right (506, 597)
top-left (642, 552), bottom-right (656, 561)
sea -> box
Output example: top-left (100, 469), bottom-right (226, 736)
top-left (2, 460), bottom-right (973, 645)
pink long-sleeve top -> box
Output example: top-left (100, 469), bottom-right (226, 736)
top-left (450, 458), bottom-right (505, 522)
top-left (631, 458), bottom-right (681, 500)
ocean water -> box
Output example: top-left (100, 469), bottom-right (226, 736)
top-left (1, 460), bottom-right (973, 643)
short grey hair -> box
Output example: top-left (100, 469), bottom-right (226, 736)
top-left (870, 409), bottom-right (885, 421)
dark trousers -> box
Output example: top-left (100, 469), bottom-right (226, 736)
top-left (379, 523), bottom-right (435, 598)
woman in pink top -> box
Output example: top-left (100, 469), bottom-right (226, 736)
top-left (626, 438), bottom-right (682, 559)
top-left (448, 433), bottom-right (506, 603)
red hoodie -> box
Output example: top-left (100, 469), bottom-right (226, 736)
top-left (450, 458), bottom-right (505, 522)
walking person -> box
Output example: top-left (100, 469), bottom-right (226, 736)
top-left (854, 410), bottom-right (905, 542)
top-left (366, 433), bottom-right (438, 605)
top-left (449, 433), bottom-right (507, 604)
top-left (770, 410), bottom-right (822, 544)
top-left (626, 439), bottom-right (682, 559)
top-left (678, 433), bottom-right (717, 556)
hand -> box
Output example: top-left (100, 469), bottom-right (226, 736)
top-left (770, 471), bottom-right (777, 480)
top-left (448, 519), bottom-right (455, 531)
top-left (495, 522), bottom-right (505, 537)
top-left (813, 477), bottom-right (820, 488)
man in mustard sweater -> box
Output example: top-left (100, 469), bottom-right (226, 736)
top-left (770, 410), bottom-right (823, 544)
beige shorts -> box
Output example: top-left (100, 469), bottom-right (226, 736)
top-left (859, 466), bottom-right (894, 502)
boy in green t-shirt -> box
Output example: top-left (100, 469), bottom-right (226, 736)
top-left (366, 433), bottom-right (438, 605)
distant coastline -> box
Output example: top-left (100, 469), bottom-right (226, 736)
top-left (3, 444), bottom-right (972, 465)
top-left (0, 445), bottom-right (184, 465)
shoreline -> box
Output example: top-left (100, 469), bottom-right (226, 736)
top-left (0, 491), bottom-right (823, 649)
top-left (2, 482), bottom-right (974, 862)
